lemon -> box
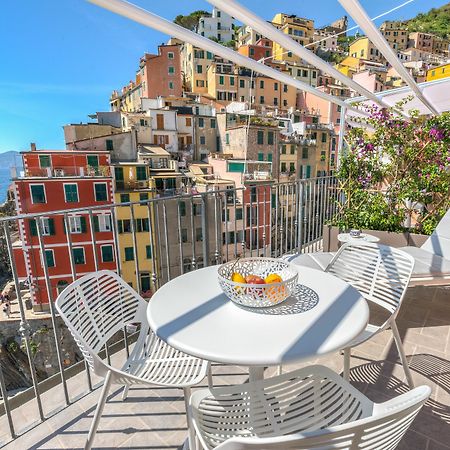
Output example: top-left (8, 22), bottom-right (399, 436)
top-left (265, 273), bottom-right (283, 284)
top-left (231, 272), bottom-right (246, 283)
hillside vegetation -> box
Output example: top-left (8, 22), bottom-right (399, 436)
top-left (404, 2), bottom-right (450, 39)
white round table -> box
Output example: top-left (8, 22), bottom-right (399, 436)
top-left (147, 265), bottom-right (369, 380)
top-left (338, 233), bottom-right (380, 243)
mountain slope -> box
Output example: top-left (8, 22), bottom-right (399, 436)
top-left (403, 3), bottom-right (450, 39)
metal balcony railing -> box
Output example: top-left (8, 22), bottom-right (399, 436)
top-left (0, 176), bottom-right (339, 446)
top-left (11, 166), bottom-right (111, 179)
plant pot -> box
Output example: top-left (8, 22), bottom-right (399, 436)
top-left (322, 225), bottom-right (428, 252)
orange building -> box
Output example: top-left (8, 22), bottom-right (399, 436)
top-left (12, 147), bottom-right (117, 310)
top-left (238, 38), bottom-right (273, 62)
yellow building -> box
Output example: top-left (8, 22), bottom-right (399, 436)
top-left (181, 43), bottom-right (214, 94)
top-left (113, 163), bottom-right (158, 294)
top-left (335, 56), bottom-right (360, 77)
top-left (349, 37), bottom-right (386, 65)
top-left (426, 63), bottom-right (450, 81)
top-left (207, 60), bottom-right (238, 103)
top-left (271, 13), bottom-right (315, 64)
top-left (379, 21), bottom-right (408, 51)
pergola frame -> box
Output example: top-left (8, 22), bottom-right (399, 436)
top-left (87, 0), bottom-right (445, 163)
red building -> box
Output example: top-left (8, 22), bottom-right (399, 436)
top-left (238, 38), bottom-right (273, 62)
top-left (13, 147), bottom-right (117, 310)
top-left (140, 44), bottom-right (183, 99)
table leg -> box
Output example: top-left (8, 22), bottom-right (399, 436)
top-left (248, 366), bottom-right (265, 382)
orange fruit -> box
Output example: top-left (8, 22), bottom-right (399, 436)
top-left (265, 273), bottom-right (283, 284)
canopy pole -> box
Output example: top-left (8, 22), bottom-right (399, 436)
top-left (337, 106), bottom-right (347, 169)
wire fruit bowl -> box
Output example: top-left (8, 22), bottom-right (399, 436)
top-left (218, 258), bottom-right (298, 308)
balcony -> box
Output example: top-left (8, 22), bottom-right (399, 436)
top-left (0, 177), bottom-right (448, 449)
top-left (11, 166), bottom-right (111, 179)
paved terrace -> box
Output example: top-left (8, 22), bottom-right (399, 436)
top-left (1, 284), bottom-right (449, 450)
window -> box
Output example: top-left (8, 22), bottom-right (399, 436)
top-left (181, 229), bottom-right (188, 243)
top-left (283, 84), bottom-right (288, 92)
top-left (250, 47), bottom-right (255, 56)
top-left (136, 166), bottom-right (146, 181)
top-left (118, 219), bottom-right (131, 233)
top-left (168, 66), bottom-right (175, 74)
top-left (281, 162), bottom-right (287, 172)
top-left (219, 75), bottom-right (224, 85)
top-left (210, 118), bottom-right (216, 128)
top-left (200, 136), bottom-right (206, 145)
top-left (146, 245), bottom-right (152, 259)
top-left (274, 82), bottom-right (278, 91)
top-left (87, 155), bottom-right (99, 167)
top-left (198, 117), bottom-right (204, 128)
top-left (259, 80), bottom-right (264, 89)
top-left (258, 152), bottom-right (264, 161)
top-left (69, 216), bottom-right (86, 234)
top-left (136, 218), bottom-right (149, 232)
top-left (273, 97), bottom-right (278, 106)
top-left (139, 193), bottom-right (148, 201)
top-left (268, 131), bottom-right (274, 145)
top-left (193, 203), bottom-right (202, 216)
top-left (168, 52), bottom-right (174, 59)
top-left (321, 133), bottom-right (327, 143)
top-left (281, 145), bottom-right (286, 154)
top-left (120, 193), bottom-right (130, 203)
top-left (39, 155), bottom-right (51, 168)
top-left (31, 217), bottom-right (55, 236)
top-left (45, 250), bottom-right (55, 268)
top-left (257, 130), bottom-right (264, 145)
top-left (101, 245), bottom-right (114, 263)
top-left (73, 248), bottom-right (85, 265)
top-left (30, 185), bottom-right (46, 204)
top-left (64, 184), bottom-right (78, 203)
top-left (94, 183), bottom-right (108, 201)
top-left (239, 79), bottom-right (245, 88)
top-left (195, 228), bottom-right (203, 242)
top-left (230, 77), bottom-right (235, 86)
top-left (302, 147), bottom-right (308, 159)
top-left (196, 65), bottom-right (203, 74)
top-left (260, 96), bottom-right (265, 104)
top-left (225, 133), bottom-right (230, 145)
top-left (95, 214), bottom-right (112, 232)
top-left (169, 81), bottom-right (174, 90)
top-left (236, 208), bottom-right (243, 220)
top-left (125, 247), bottom-right (134, 261)
top-left (206, 51), bottom-right (213, 59)
top-left (290, 162), bottom-right (295, 172)
top-left (185, 117), bottom-right (192, 127)
top-left (106, 139), bottom-right (114, 151)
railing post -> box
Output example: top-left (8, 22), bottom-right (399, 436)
top-left (201, 194), bottom-right (210, 267)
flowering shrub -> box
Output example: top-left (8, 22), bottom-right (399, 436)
top-left (333, 99), bottom-right (450, 235)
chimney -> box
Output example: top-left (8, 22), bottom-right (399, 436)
top-left (30, 143), bottom-right (37, 151)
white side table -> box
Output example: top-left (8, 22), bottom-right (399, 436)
top-left (338, 233), bottom-right (380, 244)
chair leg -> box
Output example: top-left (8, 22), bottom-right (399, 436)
top-left (122, 384), bottom-right (130, 401)
top-left (207, 363), bottom-right (214, 389)
top-left (343, 348), bottom-right (351, 381)
top-left (277, 365), bottom-right (282, 376)
top-left (183, 386), bottom-right (195, 450)
top-left (391, 320), bottom-right (415, 388)
top-left (86, 370), bottom-right (113, 450)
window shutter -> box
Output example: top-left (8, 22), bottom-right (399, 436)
top-left (29, 219), bottom-right (37, 236)
top-left (118, 220), bottom-right (123, 234)
top-left (62, 217), bottom-right (66, 234)
top-left (93, 216), bottom-right (99, 233)
top-left (80, 217), bottom-right (87, 233)
top-left (48, 218), bottom-right (55, 235)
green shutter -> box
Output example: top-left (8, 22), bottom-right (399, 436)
top-left (258, 153), bottom-right (264, 161)
top-left (87, 155), bottom-right (99, 167)
top-left (267, 154), bottom-right (273, 162)
top-left (62, 217), bottom-right (66, 234)
top-left (48, 218), bottom-right (55, 235)
top-left (29, 219), bottom-right (37, 236)
top-left (93, 216), bottom-right (99, 232)
top-left (118, 220), bottom-right (123, 234)
top-left (146, 245), bottom-right (152, 259)
top-left (80, 217), bottom-right (87, 233)
top-left (45, 250), bottom-right (55, 267)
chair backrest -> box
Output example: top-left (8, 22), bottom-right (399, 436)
top-left (421, 208), bottom-right (450, 260)
top-left (55, 270), bottom-right (146, 374)
top-left (215, 385), bottom-right (430, 449)
top-left (325, 242), bottom-right (415, 315)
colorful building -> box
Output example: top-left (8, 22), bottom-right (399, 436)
top-left (426, 63), bottom-right (450, 81)
top-left (12, 147), bottom-right (115, 310)
top-left (379, 21), bottom-right (408, 51)
top-left (271, 13), bottom-right (315, 63)
top-left (349, 37), bottom-right (387, 65)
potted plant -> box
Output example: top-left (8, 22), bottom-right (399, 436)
top-left (325, 98), bottom-right (450, 251)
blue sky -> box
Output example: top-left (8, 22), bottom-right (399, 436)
top-left (0, 0), bottom-right (447, 152)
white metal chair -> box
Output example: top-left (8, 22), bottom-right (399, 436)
top-left (190, 365), bottom-right (430, 449)
top-left (55, 270), bottom-right (209, 450)
top-left (325, 242), bottom-right (416, 387)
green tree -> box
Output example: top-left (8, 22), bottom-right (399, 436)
top-left (174, 11), bottom-right (210, 31)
